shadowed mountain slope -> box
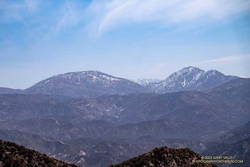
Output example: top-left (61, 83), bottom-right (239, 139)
top-left (110, 146), bottom-right (217, 167)
top-left (0, 78), bottom-right (249, 141)
top-left (204, 121), bottom-right (250, 167)
top-left (0, 140), bottom-right (77, 167)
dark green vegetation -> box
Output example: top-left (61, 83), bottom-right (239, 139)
top-left (0, 140), bottom-right (77, 167)
top-left (110, 146), bottom-right (217, 167)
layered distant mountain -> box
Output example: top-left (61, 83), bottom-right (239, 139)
top-left (0, 66), bottom-right (239, 97)
top-left (25, 71), bottom-right (148, 97)
top-left (0, 78), bottom-right (249, 141)
top-left (204, 121), bottom-right (250, 167)
top-left (0, 129), bottom-right (207, 167)
top-left (138, 66), bottom-right (237, 93)
top-left (0, 140), bottom-right (77, 167)
top-left (218, 121), bottom-right (250, 144)
top-left (0, 67), bottom-right (249, 167)
top-left (110, 146), bottom-right (217, 167)
top-left (0, 87), bottom-right (23, 94)
top-left (0, 129), bottom-right (68, 154)
top-left (0, 94), bottom-right (74, 121)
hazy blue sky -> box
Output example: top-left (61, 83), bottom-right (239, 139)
top-left (1, 0), bottom-right (250, 88)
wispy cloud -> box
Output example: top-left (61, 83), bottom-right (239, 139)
top-left (0, 0), bottom-right (41, 23)
top-left (196, 54), bottom-right (250, 66)
top-left (52, 1), bottom-right (83, 33)
top-left (0, 0), bottom-right (83, 33)
top-left (87, 0), bottom-right (250, 35)
top-left (2, 0), bottom-right (249, 35)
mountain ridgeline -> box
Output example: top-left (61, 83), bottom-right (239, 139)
top-left (0, 140), bottom-right (77, 167)
top-left (0, 66), bottom-right (249, 167)
top-left (138, 66), bottom-right (237, 93)
top-left (0, 66), bottom-right (238, 97)
top-left (25, 71), bottom-right (148, 98)
top-left (110, 146), bottom-right (217, 167)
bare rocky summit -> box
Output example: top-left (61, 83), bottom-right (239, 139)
top-left (110, 146), bottom-right (217, 167)
top-left (0, 140), bottom-right (77, 167)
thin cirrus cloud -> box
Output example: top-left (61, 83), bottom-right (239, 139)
top-left (52, 2), bottom-right (83, 33)
top-left (1, 0), bottom-right (249, 35)
top-left (0, 0), bottom-right (41, 23)
top-left (87, 0), bottom-right (250, 35)
top-left (197, 54), bottom-right (250, 66)
top-left (0, 0), bottom-right (82, 33)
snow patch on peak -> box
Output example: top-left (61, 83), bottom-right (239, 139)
top-left (100, 74), bottom-right (121, 81)
top-left (206, 70), bottom-right (222, 75)
top-left (143, 66), bottom-right (235, 93)
top-left (180, 66), bottom-right (204, 73)
top-left (50, 71), bottom-right (122, 83)
top-left (183, 66), bottom-right (198, 71)
top-left (194, 72), bottom-right (203, 81)
top-left (43, 79), bottom-right (52, 84)
top-left (181, 79), bottom-right (187, 87)
top-left (79, 150), bottom-right (86, 156)
top-left (137, 79), bottom-right (161, 85)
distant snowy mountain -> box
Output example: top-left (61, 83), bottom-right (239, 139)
top-left (25, 71), bottom-right (148, 97)
top-left (1, 67), bottom-right (239, 97)
top-left (138, 66), bottom-right (237, 93)
top-left (137, 79), bottom-right (161, 90)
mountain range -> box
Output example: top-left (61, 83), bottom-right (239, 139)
top-left (1, 78), bottom-right (249, 139)
top-left (0, 66), bottom-right (249, 167)
top-left (1, 138), bottom-right (218, 167)
top-left (0, 66), bottom-right (238, 98)
top-left (138, 66), bottom-right (237, 93)
top-left (25, 71), bottom-right (148, 98)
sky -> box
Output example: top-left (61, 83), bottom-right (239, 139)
top-left (0, 0), bottom-right (250, 89)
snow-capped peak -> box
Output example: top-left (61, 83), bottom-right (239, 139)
top-left (47, 71), bottom-right (122, 84)
top-left (172, 66), bottom-right (204, 77)
top-left (141, 66), bottom-right (237, 93)
top-left (25, 70), bottom-right (147, 98)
